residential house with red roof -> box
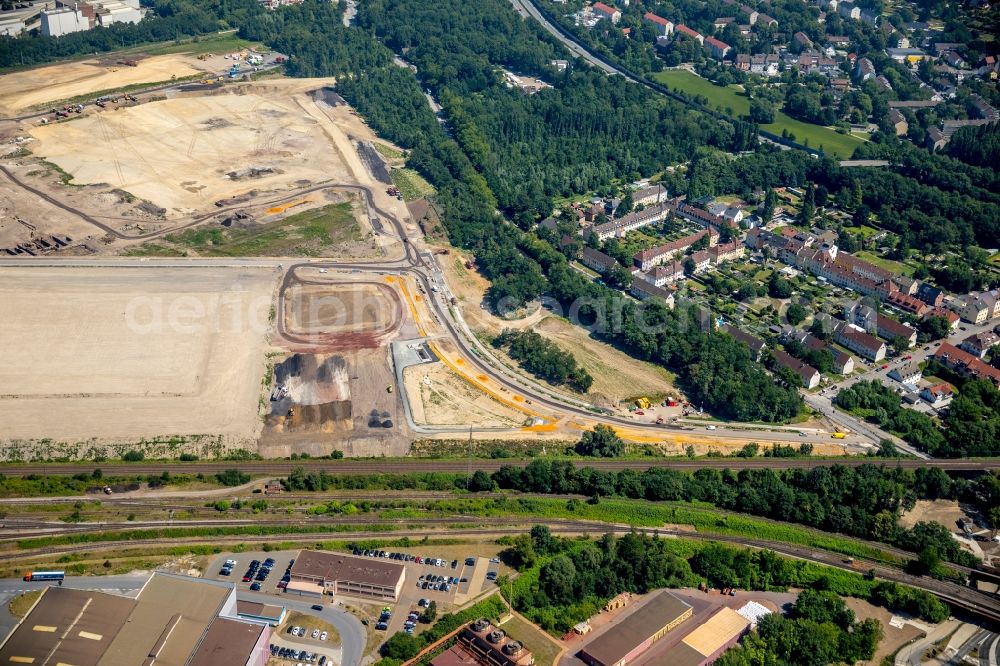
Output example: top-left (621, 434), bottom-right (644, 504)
top-left (643, 12), bottom-right (673, 36)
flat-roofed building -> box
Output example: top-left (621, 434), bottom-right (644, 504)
top-left (98, 574), bottom-right (236, 666)
top-left (0, 574), bottom-right (267, 666)
top-left (290, 550), bottom-right (406, 601)
top-left (189, 617), bottom-right (271, 666)
top-left (236, 599), bottom-right (287, 626)
top-left (0, 587), bottom-right (136, 666)
top-left (669, 607), bottom-right (751, 666)
top-left (577, 591), bottom-right (693, 666)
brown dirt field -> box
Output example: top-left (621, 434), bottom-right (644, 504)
top-left (284, 282), bottom-right (399, 336)
top-left (0, 266), bottom-right (275, 445)
top-left (899, 499), bottom-right (965, 531)
top-left (28, 82), bottom-right (354, 217)
top-left (403, 363), bottom-right (526, 428)
top-left (844, 597), bottom-right (924, 665)
top-left (0, 55), bottom-right (208, 116)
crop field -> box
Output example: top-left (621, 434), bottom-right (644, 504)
top-left (653, 70), bottom-right (866, 159)
top-left (0, 266), bottom-right (274, 446)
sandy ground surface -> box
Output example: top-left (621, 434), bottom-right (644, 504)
top-left (844, 597), bottom-right (925, 666)
top-left (899, 499), bottom-right (965, 531)
top-left (437, 249), bottom-right (681, 411)
top-left (0, 266), bottom-right (276, 444)
top-left (403, 362), bottom-right (526, 428)
top-left (285, 282), bottom-right (396, 335)
top-left (28, 82), bottom-right (353, 217)
top-left (0, 55), bottom-right (208, 117)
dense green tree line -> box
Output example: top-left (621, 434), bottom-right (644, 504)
top-left (508, 529), bottom-right (949, 634)
top-left (716, 589), bottom-right (882, 666)
top-left (945, 122), bottom-right (1000, 170)
top-left (492, 459), bottom-right (992, 566)
top-left (493, 329), bottom-right (593, 392)
top-left (835, 379), bottom-right (1000, 457)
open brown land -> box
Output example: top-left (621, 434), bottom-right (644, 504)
top-left (0, 55), bottom-right (207, 116)
top-left (28, 84), bottom-right (352, 217)
top-left (0, 266), bottom-right (275, 448)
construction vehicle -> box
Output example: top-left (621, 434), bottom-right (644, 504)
top-left (635, 397), bottom-right (651, 409)
top-left (197, 53), bottom-right (211, 60)
top-left (831, 432), bottom-right (846, 439)
top-left (387, 385), bottom-right (394, 393)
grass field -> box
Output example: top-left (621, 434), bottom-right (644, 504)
top-left (653, 70), bottom-right (866, 159)
top-left (373, 142), bottom-right (404, 160)
top-left (855, 250), bottom-right (915, 277)
top-left (141, 33), bottom-right (262, 57)
top-left (131, 203), bottom-right (362, 257)
top-left (391, 167), bottom-right (436, 201)
top-left (845, 225), bottom-right (883, 239)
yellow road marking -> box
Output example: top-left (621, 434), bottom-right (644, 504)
top-left (427, 341), bottom-right (537, 416)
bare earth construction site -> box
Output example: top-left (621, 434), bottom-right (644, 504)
top-left (0, 266), bottom-right (275, 454)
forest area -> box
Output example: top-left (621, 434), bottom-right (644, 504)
top-left (502, 527), bottom-right (949, 635)
top-left (834, 378), bottom-right (1000, 457)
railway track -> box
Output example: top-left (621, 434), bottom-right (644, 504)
top-left (1, 457), bottom-right (998, 477)
top-left (4, 519), bottom-right (999, 625)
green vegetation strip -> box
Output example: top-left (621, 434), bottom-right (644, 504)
top-left (129, 202), bottom-right (360, 257)
top-left (16, 523), bottom-right (400, 550)
top-left (652, 70), bottom-right (865, 159)
top-left (422, 497), bottom-right (902, 565)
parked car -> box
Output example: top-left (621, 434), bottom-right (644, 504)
top-left (250, 582), bottom-right (261, 591)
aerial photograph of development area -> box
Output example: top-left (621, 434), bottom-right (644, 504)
top-left (0, 0), bottom-right (998, 661)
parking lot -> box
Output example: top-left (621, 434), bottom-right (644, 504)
top-left (346, 546), bottom-right (502, 637)
top-left (208, 550), bottom-right (299, 596)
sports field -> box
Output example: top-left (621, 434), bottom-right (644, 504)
top-left (653, 69), bottom-right (866, 159)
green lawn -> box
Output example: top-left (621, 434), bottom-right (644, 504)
top-left (140, 33), bottom-right (262, 57)
top-left (652, 69), bottom-right (867, 159)
top-left (129, 202), bottom-right (361, 257)
top-left (845, 225), bottom-right (883, 239)
top-left (855, 250), bottom-right (915, 277)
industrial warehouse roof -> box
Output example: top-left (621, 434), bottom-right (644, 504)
top-left (0, 587), bottom-right (136, 666)
top-left (97, 574), bottom-right (233, 666)
top-left (292, 550), bottom-right (405, 587)
top-left (578, 591), bottom-right (692, 666)
top-left (236, 599), bottom-right (284, 619)
top-left (188, 617), bottom-right (266, 666)
top-left (681, 607), bottom-right (750, 657)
